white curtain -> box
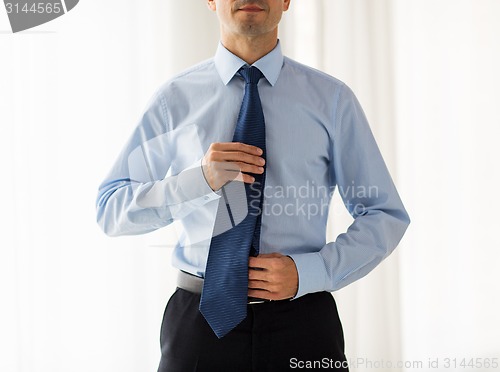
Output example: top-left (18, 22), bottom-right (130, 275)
top-left (1, 1), bottom-right (499, 371)
top-left (0, 2), bottom-right (202, 371)
top-left (281, 1), bottom-right (403, 368)
top-left (393, 0), bottom-right (500, 366)
top-left (281, 1), bottom-right (500, 370)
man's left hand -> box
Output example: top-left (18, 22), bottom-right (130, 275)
top-left (248, 253), bottom-right (298, 300)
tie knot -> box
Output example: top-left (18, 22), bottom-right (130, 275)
top-left (239, 66), bottom-right (263, 85)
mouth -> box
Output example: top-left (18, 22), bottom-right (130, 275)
top-left (238, 5), bottom-right (264, 12)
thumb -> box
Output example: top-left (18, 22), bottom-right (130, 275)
top-left (257, 252), bottom-right (283, 259)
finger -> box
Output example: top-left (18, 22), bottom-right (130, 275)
top-left (241, 173), bottom-right (255, 184)
top-left (216, 161), bottom-right (264, 175)
top-left (248, 289), bottom-right (283, 301)
top-left (248, 289), bottom-right (270, 299)
top-left (248, 283), bottom-right (281, 295)
top-left (248, 268), bottom-right (268, 281)
top-left (248, 279), bottom-right (269, 289)
top-left (248, 256), bottom-right (273, 270)
top-left (211, 142), bottom-right (263, 156)
top-left (233, 162), bottom-right (265, 175)
top-left (255, 253), bottom-right (283, 258)
top-left (248, 254), bottom-right (284, 268)
top-left (213, 151), bottom-right (265, 167)
top-left (222, 171), bottom-right (254, 184)
top-left (212, 160), bottom-right (240, 172)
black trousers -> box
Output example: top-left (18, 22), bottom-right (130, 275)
top-left (157, 288), bottom-right (348, 371)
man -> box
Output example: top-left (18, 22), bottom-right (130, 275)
top-left (96, 0), bottom-right (410, 370)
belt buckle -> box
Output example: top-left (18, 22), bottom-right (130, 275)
top-left (247, 297), bottom-right (269, 305)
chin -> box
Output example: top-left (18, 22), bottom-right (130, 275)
top-left (236, 23), bottom-right (266, 34)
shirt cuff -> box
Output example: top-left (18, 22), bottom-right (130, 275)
top-left (287, 251), bottom-right (327, 299)
top-left (177, 158), bottom-right (221, 205)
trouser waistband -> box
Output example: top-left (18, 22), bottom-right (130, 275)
top-left (177, 270), bottom-right (270, 304)
top-left (177, 270), bottom-right (204, 293)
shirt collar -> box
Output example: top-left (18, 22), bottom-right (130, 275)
top-left (214, 40), bottom-right (284, 87)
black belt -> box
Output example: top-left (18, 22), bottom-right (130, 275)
top-left (177, 270), bottom-right (271, 305)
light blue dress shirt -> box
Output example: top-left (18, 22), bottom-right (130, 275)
top-left (96, 41), bottom-right (410, 299)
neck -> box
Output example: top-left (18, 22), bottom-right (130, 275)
top-left (220, 30), bottom-right (278, 65)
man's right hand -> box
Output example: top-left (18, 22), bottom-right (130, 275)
top-left (201, 142), bottom-right (265, 192)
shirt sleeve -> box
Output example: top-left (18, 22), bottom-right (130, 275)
top-left (96, 90), bottom-right (220, 237)
top-left (289, 83), bottom-right (410, 298)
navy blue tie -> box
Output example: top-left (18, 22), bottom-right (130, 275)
top-left (200, 66), bottom-right (266, 338)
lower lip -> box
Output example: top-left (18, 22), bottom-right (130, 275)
top-left (239, 8), bottom-right (263, 12)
